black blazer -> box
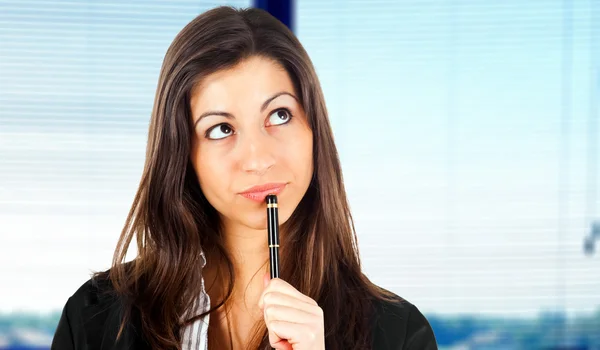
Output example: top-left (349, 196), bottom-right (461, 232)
top-left (51, 277), bottom-right (438, 350)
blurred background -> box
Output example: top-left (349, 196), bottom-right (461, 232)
top-left (1, 0), bottom-right (599, 349)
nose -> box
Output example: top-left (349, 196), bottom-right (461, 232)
top-left (239, 131), bottom-right (276, 175)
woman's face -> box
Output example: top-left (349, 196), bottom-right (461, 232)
top-left (189, 56), bottom-right (313, 231)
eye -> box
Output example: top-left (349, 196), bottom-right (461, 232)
top-left (205, 123), bottom-right (234, 140)
top-left (268, 108), bottom-right (293, 126)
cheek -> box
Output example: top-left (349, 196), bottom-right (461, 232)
top-left (301, 130), bottom-right (314, 168)
top-left (193, 146), bottom-right (230, 200)
top-left (275, 131), bottom-right (313, 225)
top-left (286, 130), bottom-right (313, 179)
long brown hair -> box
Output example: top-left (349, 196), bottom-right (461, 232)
top-left (96, 6), bottom-right (396, 350)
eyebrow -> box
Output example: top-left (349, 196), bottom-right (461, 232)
top-left (192, 91), bottom-right (298, 127)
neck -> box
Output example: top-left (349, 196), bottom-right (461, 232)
top-left (204, 220), bottom-right (270, 348)
top-left (205, 220), bottom-right (270, 302)
top-left (224, 221), bottom-right (269, 279)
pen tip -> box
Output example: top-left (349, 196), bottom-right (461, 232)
top-left (266, 194), bottom-right (277, 204)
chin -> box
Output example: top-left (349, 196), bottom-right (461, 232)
top-left (238, 206), bottom-right (294, 231)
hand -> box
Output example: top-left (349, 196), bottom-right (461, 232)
top-left (258, 273), bottom-right (325, 350)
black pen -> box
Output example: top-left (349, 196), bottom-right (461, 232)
top-left (266, 194), bottom-right (280, 279)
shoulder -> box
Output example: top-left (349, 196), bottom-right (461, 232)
top-left (50, 268), bottom-right (124, 350)
top-left (63, 268), bottom-right (119, 312)
top-left (63, 260), bottom-right (140, 309)
top-left (370, 290), bottom-right (438, 350)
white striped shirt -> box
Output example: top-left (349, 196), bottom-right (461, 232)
top-left (181, 250), bottom-right (211, 350)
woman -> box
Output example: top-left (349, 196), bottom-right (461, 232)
top-left (51, 6), bottom-right (437, 350)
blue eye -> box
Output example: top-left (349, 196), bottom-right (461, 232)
top-left (268, 108), bottom-right (292, 126)
top-left (206, 123), bottom-right (233, 140)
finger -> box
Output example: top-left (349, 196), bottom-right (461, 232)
top-left (269, 331), bottom-right (293, 350)
top-left (264, 304), bottom-right (321, 325)
top-left (268, 321), bottom-right (322, 349)
top-left (260, 278), bottom-right (317, 307)
top-left (266, 319), bottom-right (288, 350)
top-left (261, 291), bottom-right (322, 315)
top-left (258, 273), bottom-right (272, 309)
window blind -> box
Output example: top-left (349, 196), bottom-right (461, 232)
top-left (1, 0), bottom-right (599, 328)
top-left (296, 0), bottom-right (600, 318)
top-left (0, 0), bottom-right (251, 312)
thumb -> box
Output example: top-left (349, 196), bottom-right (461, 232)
top-left (271, 337), bottom-right (293, 350)
top-left (258, 272), bottom-right (271, 310)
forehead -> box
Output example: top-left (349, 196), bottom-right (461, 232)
top-left (190, 56), bottom-right (296, 109)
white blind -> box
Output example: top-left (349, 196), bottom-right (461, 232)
top-left (1, 0), bottom-right (599, 321)
top-left (0, 0), bottom-right (251, 312)
top-left (296, 0), bottom-right (600, 317)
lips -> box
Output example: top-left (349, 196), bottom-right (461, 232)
top-left (239, 182), bottom-right (287, 202)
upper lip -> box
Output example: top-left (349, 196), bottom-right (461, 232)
top-left (239, 182), bottom-right (287, 194)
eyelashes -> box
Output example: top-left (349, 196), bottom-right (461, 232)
top-left (205, 123), bottom-right (233, 140)
top-left (267, 108), bottom-right (292, 126)
top-left (204, 108), bottom-right (294, 140)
